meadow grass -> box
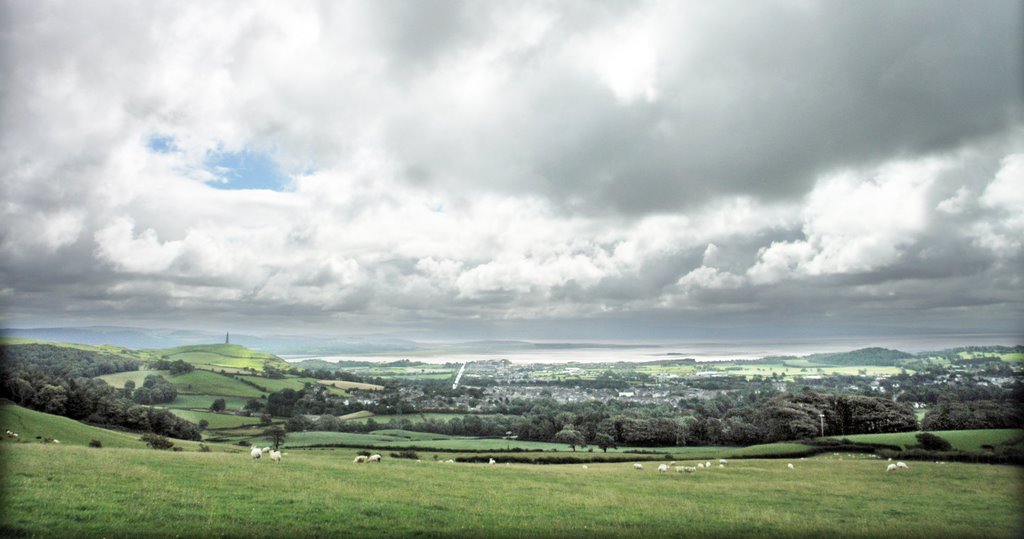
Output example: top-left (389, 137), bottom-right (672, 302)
top-left (2, 443), bottom-right (1021, 538)
top-left (341, 412), bottom-right (499, 424)
top-left (235, 375), bottom-right (349, 396)
top-left (317, 379), bottom-right (385, 391)
top-left (826, 429), bottom-right (1024, 452)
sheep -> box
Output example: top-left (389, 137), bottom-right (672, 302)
top-left (886, 463), bottom-right (898, 472)
top-left (633, 463), bottom-right (644, 470)
top-left (270, 450), bottom-right (282, 463)
top-left (250, 447), bottom-right (263, 461)
top-left (368, 454), bottom-right (382, 463)
top-left (697, 463), bottom-right (704, 469)
top-left (669, 461), bottom-right (676, 467)
top-left (489, 458), bottom-right (496, 465)
top-left (896, 461), bottom-right (908, 470)
top-left (582, 465), bottom-right (589, 470)
top-left (658, 464), bottom-right (669, 473)
top-left (353, 455), bottom-right (368, 463)
top-left (719, 459), bottom-right (727, 465)
top-left (53, 439), bottom-right (60, 444)
top-left (787, 463), bottom-right (794, 470)
top-left (446, 459), bottom-right (455, 463)
top-left (719, 464), bottom-right (725, 468)
top-left (682, 466), bottom-right (697, 473)
top-left (705, 461), bottom-right (711, 468)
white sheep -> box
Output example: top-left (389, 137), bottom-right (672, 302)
top-left (787, 463), bottom-right (794, 470)
top-left (683, 466), bottom-right (697, 473)
top-left (263, 447), bottom-right (271, 453)
top-left (250, 447), bottom-right (262, 461)
top-left (719, 459), bottom-right (727, 465)
top-left (886, 463), bottom-right (898, 472)
top-left (582, 465), bottom-right (589, 470)
top-left (718, 464), bottom-right (724, 468)
top-left (896, 461), bottom-right (908, 470)
top-left (53, 439), bottom-right (60, 444)
top-left (705, 461), bottom-right (711, 468)
top-left (669, 461), bottom-right (676, 466)
top-left (368, 454), bottom-right (382, 463)
top-left (353, 455), bottom-right (368, 463)
top-left (697, 463), bottom-right (704, 469)
top-left (489, 458), bottom-right (496, 465)
top-left (446, 459), bottom-right (455, 463)
top-left (658, 464), bottom-right (669, 473)
top-left (270, 450), bottom-right (282, 463)
top-left (633, 463), bottom-right (644, 470)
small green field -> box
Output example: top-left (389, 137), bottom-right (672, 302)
top-left (2, 443), bottom-right (1020, 538)
top-left (827, 429), bottom-right (1024, 453)
top-left (341, 412), bottom-right (495, 424)
top-left (167, 370), bottom-right (265, 398)
top-left (317, 379), bottom-right (385, 391)
top-left (94, 369), bottom-right (169, 388)
top-left (165, 409), bottom-right (265, 430)
top-left (162, 394), bottom-right (252, 411)
top-left (236, 375), bottom-right (349, 396)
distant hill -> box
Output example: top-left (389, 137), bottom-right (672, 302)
top-left (804, 347), bottom-right (915, 366)
top-left (151, 344), bottom-right (290, 372)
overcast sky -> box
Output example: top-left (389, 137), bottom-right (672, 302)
top-left (1, 1), bottom-right (1021, 342)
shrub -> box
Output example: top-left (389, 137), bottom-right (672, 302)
top-left (237, 440), bottom-right (252, 447)
top-left (172, 446), bottom-right (184, 452)
top-left (141, 433), bottom-right (174, 450)
top-left (389, 450), bottom-right (420, 460)
top-left (199, 443), bottom-right (211, 452)
top-left (357, 450), bottom-right (372, 457)
top-left (916, 432), bottom-right (953, 451)
top-left (88, 439), bottom-right (102, 448)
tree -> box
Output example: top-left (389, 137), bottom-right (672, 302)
top-left (210, 398), bottom-right (226, 412)
top-left (198, 419), bottom-right (209, 431)
top-left (593, 432), bottom-right (617, 453)
top-left (554, 428), bottom-right (585, 452)
top-left (141, 433), bottom-right (174, 450)
top-left (264, 426), bottom-right (287, 450)
top-left (285, 415), bottom-right (310, 432)
top-left (123, 379), bottom-right (135, 399)
top-left (259, 413), bottom-right (272, 426)
top-left (916, 432), bottom-right (952, 451)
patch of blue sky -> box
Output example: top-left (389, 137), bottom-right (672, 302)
top-left (203, 147), bottom-right (290, 191)
top-left (147, 135), bottom-right (177, 153)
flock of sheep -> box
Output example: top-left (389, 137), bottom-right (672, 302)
top-left (5, 430), bottom-right (19, 440)
top-left (250, 446), bottom-right (283, 463)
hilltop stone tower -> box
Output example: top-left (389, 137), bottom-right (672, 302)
top-left (225, 331), bottom-right (230, 345)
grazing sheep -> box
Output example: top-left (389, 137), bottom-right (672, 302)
top-left (582, 465), bottom-right (588, 470)
top-left (896, 461), bottom-right (908, 470)
top-left (353, 455), bottom-right (368, 463)
top-left (787, 463), bottom-right (794, 470)
top-left (697, 463), bottom-right (704, 469)
top-left (887, 458), bottom-right (892, 461)
top-left (669, 461), bottom-right (676, 467)
top-left (489, 458), bottom-right (496, 465)
top-left (263, 447), bottom-right (271, 453)
top-left (719, 464), bottom-right (724, 468)
top-left (719, 459), bottom-right (727, 465)
top-left (446, 459), bottom-right (455, 463)
top-left (633, 463), bottom-right (644, 470)
top-left (705, 461), bottom-right (711, 468)
top-left (658, 464), bottom-right (669, 473)
top-left (368, 454), bottom-right (382, 463)
top-left (251, 447), bottom-right (263, 461)
top-left (886, 463), bottom-right (898, 472)
top-left (505, 463), bottom-right (510, 466)
top-left (53, 439), bottom-right (60, 444)
top-left (683, 466), bottom-right (697, 473)
top-left (270, 450), bottom-right (282, 463)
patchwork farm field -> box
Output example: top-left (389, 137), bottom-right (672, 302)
top-left (829, 429), bottom-right (1024, 453)
top-left (2, 443), bottom-right (1021, 538)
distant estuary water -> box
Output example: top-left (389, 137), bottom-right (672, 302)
top-left (281, 333), bottom-right (1019, 365)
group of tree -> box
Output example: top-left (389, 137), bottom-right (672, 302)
top-left (129, 374), bottom-right (177, 404)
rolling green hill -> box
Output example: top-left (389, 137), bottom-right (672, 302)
top-left (167, 370), bottom-right (266, 398)
top-left (826, 429), bottom-right (1024, 453)
top-left (0, 403), bottom-right (235, 451)
top-left (152, 344), bottom-right (289, 371)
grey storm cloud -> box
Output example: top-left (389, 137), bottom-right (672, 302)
top-left (0, 0), bottom-right (1021, 341)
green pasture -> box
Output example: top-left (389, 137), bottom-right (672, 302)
top-left (167, 370), bottom-right (265, 398)
top-left (236, 375), bottom-right (350, 396)
top-left (94, 369), bottom-right (170, 388)
top-left (165, 409), bottom-right (265, 430)
top-left (3, 444), bottom-right (1021, 538)
top-left (154, 344), bottom-right (289, 371)
top-left (827, 429), bottom-right (1024, 453)
top-left (162, 394), bottom-right (252, 411)
top-left (316, 379), bottom-right (385, 391)
top-left (341, 412), bottom-right (496, 424)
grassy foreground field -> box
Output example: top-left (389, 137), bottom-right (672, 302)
top-left (2, 443), bottom-right (1021, 538)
